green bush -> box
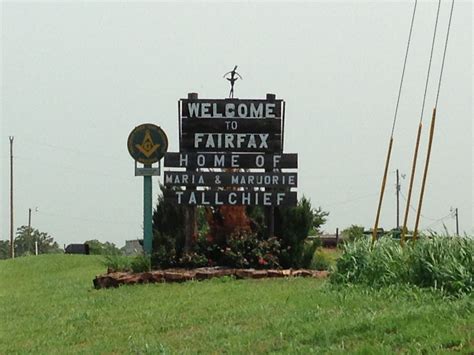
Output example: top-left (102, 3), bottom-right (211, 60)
top-left (103, 255), bottom-right (132, 272)
top-left (182, 232), bottom-right (283, 269)
top-left (104, 254), bottom-right (151, 273)
top-left (275, 197), bottom-right (328, 268)
top-left (331, 236), bottom-right (474, 295)
top-left (311, 248), bottom-right (333, 271)
top-left (130, 254), bottom-right (151, 273)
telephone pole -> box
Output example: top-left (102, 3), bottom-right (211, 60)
top-left (9, 136), bottom-right (14, 258)
top-left (454, 208), bottom-right (459, 236)
top-left (396, 169), bottom-right (400, 229)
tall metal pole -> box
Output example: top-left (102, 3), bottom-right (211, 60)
top-left (143, 164), bottom-right (153, 255)
top-left (413, 108), bottom-right (437, 241)
top-left (401, 123), bottom-right (423, 246)
top-left (372, 137), bottom-right (393, 243)
top-left (9, 136), bottom-right (14, 258)
top-left (396, 169), bottom-right (400, 229)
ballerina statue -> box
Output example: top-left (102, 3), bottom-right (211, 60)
top-left (223, 65), bottom-right (242, 98)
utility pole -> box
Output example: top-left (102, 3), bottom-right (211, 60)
top-left (9, 136), bottom-right (14, 258)
top-left (455, 208), bottom-right (459, 236)
top-left (396, 169), bottom-right (400, 229)
top-left (28, 208), bottom-right (36, 255)
top-left (28, 208), bottom-right (32, 235)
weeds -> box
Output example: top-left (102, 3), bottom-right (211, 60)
top-left (331, 235), bottom-right (474, 296)
top-left (103, 254), bottom-right (151, 273)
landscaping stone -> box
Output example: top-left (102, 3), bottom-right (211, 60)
top-left (93, 268), bottom-right (329, 289)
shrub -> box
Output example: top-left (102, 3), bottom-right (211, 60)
top-left (130, 254), bottom-right (151, 273)
top-left (311, 248), bottom-right (333, 271)
top-left (182, 232), bottom-right (283, 269)
top-left (152, 185), bottom-right (187, 265)
top-left (331, 235), bottom-right (474, 295)
top-left (275, 197), bottom-right (328, 268)
top-left (103, 255), bottom-right (132, 272)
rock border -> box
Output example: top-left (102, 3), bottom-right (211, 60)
top-left (93, 267), bottom-right (329, 289)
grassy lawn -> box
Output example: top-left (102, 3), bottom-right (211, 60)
top-left (1, 255), bottom-right (472, 354)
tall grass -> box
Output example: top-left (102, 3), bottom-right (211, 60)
top-left (331, 235), bottom-right (474, 295)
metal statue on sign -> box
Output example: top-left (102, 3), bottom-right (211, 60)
top-left (223, 65), bottom-right (242, 98)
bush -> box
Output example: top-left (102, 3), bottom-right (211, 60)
top-left (311, 248), bottom-right (333, 271)
top-left (182, 232), bottom-right (283, 269)
top-left (103, 255), bottom-right (132, 272)
top-left (104, 254), bottom-right (151, 273)
top-left (275, 197), bottom-right (328, 268)
top-left (331, 236), bottom-right (474, 295)
top-left (130, 254), bottom-right (151, 273)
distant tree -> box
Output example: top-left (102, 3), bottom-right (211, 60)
top-left (341, 225), bottom-right (366, 242)
top-left (85, 239), bottom-right (121, 255)
top-left (0, 240), bottom-right (10, 259)
top-left (310, 207), bottom-right (330, 235)
top-left (14, 226), bottom-right (62, 256)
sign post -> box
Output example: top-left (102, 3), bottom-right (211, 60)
top-left (143, 164), bottom-right (153, 254)
top-left (128, 123), bottom-right (168, 255)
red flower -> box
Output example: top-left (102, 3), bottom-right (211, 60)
top-left (258, 257), bottom-right (267, 265)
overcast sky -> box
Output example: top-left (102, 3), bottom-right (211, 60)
top-left (1, 1), bottom-right (472, 247)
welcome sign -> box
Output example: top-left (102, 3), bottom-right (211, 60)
top-left (164, 93), bottom-right (297, 207)
top-left (180, 96), bottom-right (283, 153)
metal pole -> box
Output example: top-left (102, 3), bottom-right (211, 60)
top-left (143, 164), bottom-right (153, 255)
top-left (372, 137), bottom-right (393, 243)
top-left (401, 123), bottom-right (423, 246)
top-left (9, 136), bottom-right (14, 258)
top-left (396, 169), bottom-right (400, 229)
top-left (413, 108), bottom-right (437, 241)
top-left (455, 208), bottom-right (459, 236)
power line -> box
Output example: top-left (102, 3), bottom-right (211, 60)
top-left (399, 189), bottom-right (447, 222)
top-left (418, 0), bottom-right (442, 125)
top-left (435, 0), bottom-right (455, 108)
top-left (372, 0), bottom-right (418, 244)
top-left (391, 0), bottom-right (418, 138)
top-left (424, 212), bottom-right (454, 230)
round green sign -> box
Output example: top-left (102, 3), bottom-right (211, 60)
top-left (127, 123), bottom-right (168, 164)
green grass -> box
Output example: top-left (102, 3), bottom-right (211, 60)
top-left (1, 254), bottom-right (473, 353)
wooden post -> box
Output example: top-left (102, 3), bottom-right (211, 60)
top-left (265, 93), bottom-right (276, 238)
top-left (184, 93), bottom-right (199, 251)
